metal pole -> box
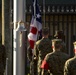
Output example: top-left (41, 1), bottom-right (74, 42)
top-left (33, 0), bottom-right (37, 51)
top-left (5, 58), bottom-right (8, 75)
top-left (34, 0), bottom-right (36, 17)
top-left (13, 0), bottom-right (27, 75)
top-left (13, 0), bottom-right (25, 29)
top-left (34, 0), bottom-right (36, 31)
top-left (43, 0), bottom-right (45, 27)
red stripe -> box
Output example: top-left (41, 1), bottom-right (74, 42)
top-left (31, 27), bottom-right (37, 34)
top-left (29, 40), bottom-right (35, 49)
top-left (41, 59), bottom-right (49, 70)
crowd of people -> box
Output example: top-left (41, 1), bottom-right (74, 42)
top-left (27, 27), bottom-right (76, 75)
top-left (0, 27), bottom-right (76, 75)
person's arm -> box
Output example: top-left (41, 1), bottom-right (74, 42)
top-left (64, 61), bottom-right (70, 75)
top-left (41, 56), bottom-right (49, 75)
top-left (27, 46), bottom-right (32, 61)
top-left (34, 43), bottom-right (39, 59)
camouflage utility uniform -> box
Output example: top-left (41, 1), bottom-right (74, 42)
top-left (64, 56), bottom-right (76, 75)
top-left (34, 38), bottom-right (52, 75)
top-left (64, 41), bottom-right (76, 75)
top-left (41, 39), bottom-right (69, 75)
top-left (41, 51), bottom-right (69, 75)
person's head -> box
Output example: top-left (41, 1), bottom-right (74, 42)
top-left (73, 41), bottom-right (76, 55)
top-left (54, 30), bottom-right (64, 41)
top-left (42, 27), bottom-right (49, 38)
top-left (52, 39), bottom-right (62, 52)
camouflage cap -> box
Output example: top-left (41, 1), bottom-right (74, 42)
top-left (52, 39), bottom-right (62, 47)
top-left (52, 39), bottom-right (62, 42)
top-left (54, 30), bottom-right (64, 39)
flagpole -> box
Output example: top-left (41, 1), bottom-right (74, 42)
top-left (43, 0), bottom-right (45, 27)
top-left (13, 0), bottom-right (27, 75)
top-left (34, 0), bottom-right (36, 29)
top-left (34, 0), bottom-right (36, 17)
top-left (34, 0), bottom-right (38, 40)
top-left (34, 0), bottom-right (37, 43)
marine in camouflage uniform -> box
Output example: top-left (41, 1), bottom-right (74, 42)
top-left (27, 46), bottom-right (37, 75)
top-left (54, 30), bottom-right (67, 53)
top-left (0, 34), bottom-right (6, 75)
top-left (41, 39), bottom-right (69, 75)
top-left (34, 27), bottom-right (53, 75)
top-left (64, 41), bottom-right (76, 75)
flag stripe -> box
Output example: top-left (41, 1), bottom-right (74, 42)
top-left (30, 21), bottom-right (42, 31)
top-left (30, 27), bottom-right (37, 34)
top-left (29, 40), bottom-right (35, 49)
top-left (28, 33), bottom-right (37, 41)
top-left (36, 21), bottom-right (42, 31)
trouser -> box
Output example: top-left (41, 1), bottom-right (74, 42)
top-left (30, 58), bottom-right (37, 75)
top-left (29, 61), bottom-right (33, 75)
top-left (33, 58), bottom-right (38, 75)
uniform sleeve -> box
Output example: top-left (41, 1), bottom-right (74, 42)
top-left (41, 59), bottom-right (49, 70)
top-left (41, 54), bottom-right (49, 70)
top-left (64, 61), bottom-right (70, 75)
top-left (34, 43), bottom-right (39, 58)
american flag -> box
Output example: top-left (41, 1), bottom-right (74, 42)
top-left (28, 0), bottom-right (42, 49)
